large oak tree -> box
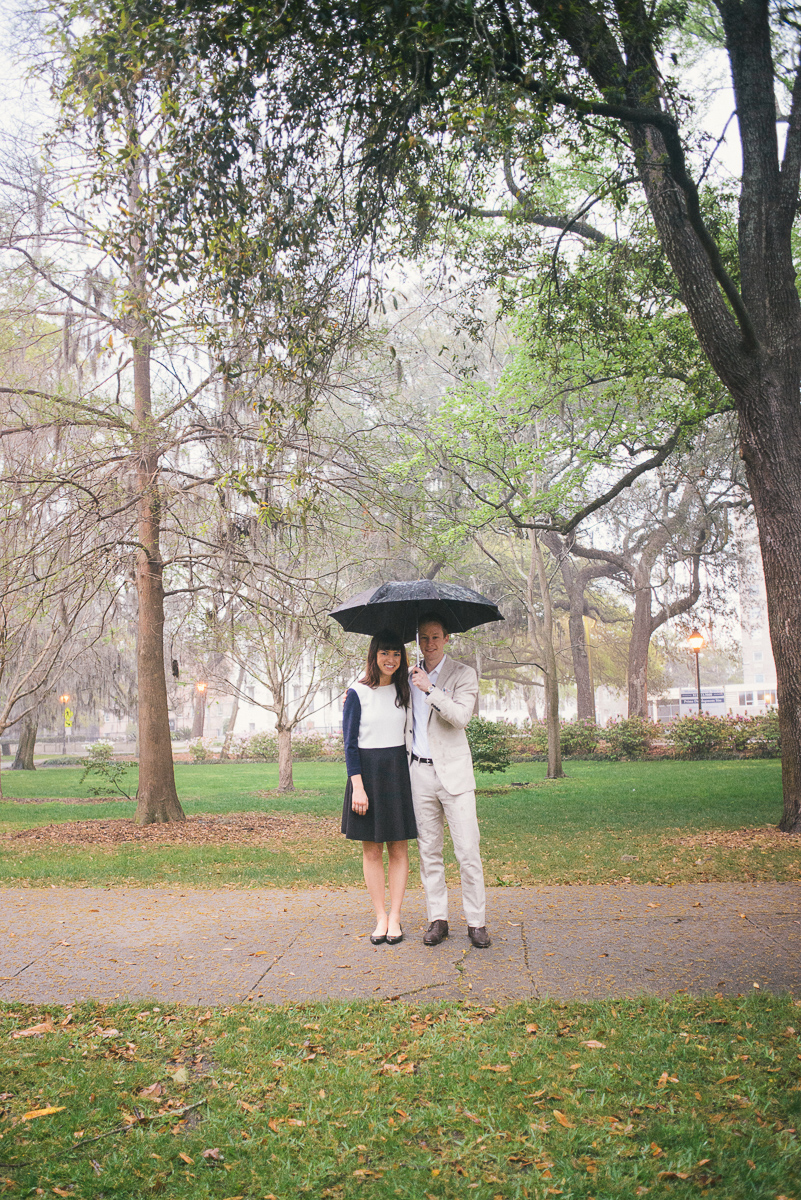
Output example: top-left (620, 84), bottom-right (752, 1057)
top-left (67, 0), bottom-right (801, 828)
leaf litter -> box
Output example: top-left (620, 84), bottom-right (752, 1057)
top-left (4, 811), bottom-right (336, 849)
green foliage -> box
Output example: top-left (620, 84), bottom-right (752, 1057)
top-left (79, 741), bottom-right (134, 799)
top-left (465, 716), bottom-right (512, 774)
top-left (291, 732), bottom-right (327, 761)
top-left (240, 732), bottom-right (278, 761)
top-left (602, 716), bottom-right (660, 760)
top-left (665, 713), bottom-right (728, 759)
top-left (188, 740), bottom-right (209, 763)
top-left (665, 711), bottom-right (782, 759)
top-left (559, 718), bottom-right (603, 757)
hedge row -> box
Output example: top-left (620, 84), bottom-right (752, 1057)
top-left (503, 711), bottom-right (781, 763)
top-left (188, 711), bottom-right (781, 767)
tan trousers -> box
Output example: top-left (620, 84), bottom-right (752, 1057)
top-left (410, 759), bottom-right (486, 927)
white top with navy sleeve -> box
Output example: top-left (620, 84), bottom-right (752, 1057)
top-left (343, 681), bottom-right (407, 777)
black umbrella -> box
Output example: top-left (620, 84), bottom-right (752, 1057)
top-left (329, 580), bottom-right (504, 645)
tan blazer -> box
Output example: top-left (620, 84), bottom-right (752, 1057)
top-left (405, 656), bottom-right (478, 795)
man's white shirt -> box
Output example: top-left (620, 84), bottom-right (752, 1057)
top-left (411, 655), bottom-right (446, 759)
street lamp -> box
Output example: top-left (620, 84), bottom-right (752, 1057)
top-left (687, 629), bottom-right (705, 713)
top-left (59, 693), bottom-right (71, 755)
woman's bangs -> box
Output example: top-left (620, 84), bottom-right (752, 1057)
top-left (375, 636), bottom-right (404, 653)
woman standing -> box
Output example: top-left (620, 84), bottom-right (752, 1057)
top-left (342, 629), bottom-right (417, 945)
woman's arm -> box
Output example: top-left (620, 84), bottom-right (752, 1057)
top-left (343, 690), bottom-right (369, 814)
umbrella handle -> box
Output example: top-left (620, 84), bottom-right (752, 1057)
top-left (416, 632), bottom-right (422, 670)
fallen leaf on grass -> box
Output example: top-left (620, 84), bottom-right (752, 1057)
top-left (20, 1106), bottom-right (66, 1121)
top-left (171, 1067), bottom-right (189, 1084)
top-left (581, 1040), bottom-right (606, 1050)
top-left (480, 1065), bottom-right (511, 1073)
top-left (52, 1188), bottom-right (72, 1197)
top-left (656, 1072), bottom-right (679, 1087)
top-left (11, 1019), bottom-right (54, 1039)
top-left (552, 1110), bottom-right (574, 1128)
top-left (178, 1153), bottom-right (193, 1165)
top-left (525, 1023), bottom-right (538, 1034)
top-left (657, 1171), bottom-right (689, 1181)
top-left (201, 1148), bottom-right (223, 1161)
top-left (267, 1118), bottom-right (280, 1133)
top-left (139, 1083), bottom-right (163, 1098)
top-left (715, 1074), bottom-right (740, 1085)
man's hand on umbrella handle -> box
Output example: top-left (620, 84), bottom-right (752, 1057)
top-left (411, 665), bottom-right (432, 693)
top-left (351, 777), bottom-right (369, 815)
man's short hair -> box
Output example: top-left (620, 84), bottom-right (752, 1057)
top-left (417, 612), bottom-right (450, 636)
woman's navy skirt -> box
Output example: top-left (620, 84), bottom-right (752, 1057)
top-left (341, 745), bottom-right (418, 843)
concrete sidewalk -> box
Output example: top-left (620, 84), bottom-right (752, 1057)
top-left (1, 883), bottom-right (799, 1006)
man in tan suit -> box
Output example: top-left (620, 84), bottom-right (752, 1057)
top-left (406, 614), bottom-right (491, 948)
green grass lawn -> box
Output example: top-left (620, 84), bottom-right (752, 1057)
top-left (0, 760), bottom-right (797, 889)
top-left (1, 994), bottom-right (799, 1199)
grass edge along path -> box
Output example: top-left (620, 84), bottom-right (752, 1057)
top-left (2, 994), bottom-right (800, 1199)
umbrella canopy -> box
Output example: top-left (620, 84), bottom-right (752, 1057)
top-left (329, 580), bottom-right (504, 644)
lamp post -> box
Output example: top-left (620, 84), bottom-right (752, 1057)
top-left (687, 629), bottom-right (705, 713)
top-left (59, 693), bottom-right (71, 755)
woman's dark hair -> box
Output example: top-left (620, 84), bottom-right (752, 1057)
top-left (360, 628), bottom-right (410, 708)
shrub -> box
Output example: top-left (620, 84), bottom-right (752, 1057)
top-left (751, 709), bottom-right (781, 756)
top-left (724, 705), bottom-right (781, 753)
top-left (80, 741), bottom-right (134, 798)
top-left (512, 721), bottom-right (548, 758)
top-left (188, 739), bottom-right (211, 763)
top-left (292, 732), bottom-right (326, 761)
top-left (466, 717), bottom-right (511, 774)
top-left (664, 713), bottom-right (728, 759)
top-left (603, 716), bottom-right (659, 759)
top-left (322, 732), bottom-right (345, 759)
top-left (560, 719), bottom-right (603, 757)
top-left (244, 733), bottom-right (278, 761)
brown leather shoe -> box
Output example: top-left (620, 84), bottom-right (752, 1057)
top-left (423, 919), bottom-right (449, 946)
top-left (468, 925), bottom-right (491, 948)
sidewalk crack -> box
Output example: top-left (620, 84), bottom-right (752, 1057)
top-left (241, 918), bottom-right (316, 1000)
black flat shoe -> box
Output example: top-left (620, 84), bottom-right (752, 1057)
top-left (386, 929), bottom-right (403, 945)
top-left (370, 932), bottom-right (387, 945)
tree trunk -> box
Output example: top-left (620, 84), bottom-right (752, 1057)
top-left (191, 686), bottom-right (207, 739)
top-left (739, 371), bottom-right (801, 832)
top-left (627, 572), bottom-right (653, 719)
top-left (12, 713), bottom-right (37, 770)
top-left (568, 605), bottom-right (594, 721)
top-left (219, 665), bottom-right (246, 760)
top-left (132, 334), bottom-right (185, 825)
top-left (277, 727), bottom-right (294, 792)
top-left (530, 532), bottom-right (563, 779)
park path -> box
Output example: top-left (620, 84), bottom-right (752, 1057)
top-left (1, 883), bottom-right (799, 1006)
